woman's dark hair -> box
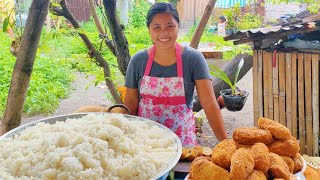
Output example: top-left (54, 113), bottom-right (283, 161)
top-left (146, 2), bottom-right (180, 27)
top-left (219, 16), bottom-right (226, 22)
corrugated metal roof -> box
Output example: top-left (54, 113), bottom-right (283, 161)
top-left (215, 0), bottom-right (246, 8)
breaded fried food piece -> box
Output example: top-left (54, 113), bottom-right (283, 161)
top-left (250, 143), bottom-right (270, 173)
top-left (230, 148), bottom-right (255, 180)
top-left (236, 143), bottom-right (252, 150)
top-left (233, 127), bottom-right (274, 145)
top-left (269, 153), bottom-right (291, 180)
top-left (281, 156), bottom-right (294, 173)
top-left (202, 146), bottom-right (212, 156)
top-left (292, 153), bottom-right (303, 173)
top-left (268, 139), bottom-right (300, 157)
top-left (247, 170), bottom-right (267, 180)
top-left (190, 157), bottom-right (230, 180)
top-left (258, 117), bottom-right (291, 140)
top-left (186, 145), bottom-right (203, 161)
top-left (303, 166), bottom-right (320, 180)
top-left (211, 139), bottom-right (237, 170)
top-left (189, 156), bottom-right (211, 179)
top-left (180, 147), bottom-right (191, 160)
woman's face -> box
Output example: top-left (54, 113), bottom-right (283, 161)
top-left (148, 13), bottom-right (179, 50)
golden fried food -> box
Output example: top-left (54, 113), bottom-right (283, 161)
top-left (190, 157), bottom-right (230, 180)
top-left (281, 156), bottom-right (294, 173)
top-left (236, 143), bottom-right (252, 149)
top-left (247, 170), bottom-right (267, 180)
top-left (303, 166), bottom-right (320, 180)
top-left (230, 148), bottom-right (255, 180)
top-left (186, 145), bottom-right (203, 161)
top-left (211, 139), bottom-right (237, 170)
top-left (233, 127), bottom-right (274, 145)
top-left (268, 139), bottom-right (300, 157)
top-left (180, 147), bottom-right (191, 160)
top-left (250, 143), bottom-right (270, 173)
top-left (269, 153), bottom-right (291, 180)
top-left (293, 153), bottom-right (303, 173)
top-left (202, 146), bottom-right (212, 156)
top-left (189, 156), bottom-right (211, 179)
top-left (258, 117), bottom-right (291, 140)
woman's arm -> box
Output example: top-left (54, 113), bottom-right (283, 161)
top-left (124, 87), bottom-right (139, 115)
top-left (195, 79), bottom-right (228, 141)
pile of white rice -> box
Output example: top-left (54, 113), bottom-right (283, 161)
top-left (0, 114), bottom-right (178, 180)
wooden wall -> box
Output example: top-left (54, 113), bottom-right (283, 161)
top-left (253, 50), bottom-right (320, 156)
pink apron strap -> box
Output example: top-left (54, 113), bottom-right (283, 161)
top-left (143, 44), bottom-right (183, 77)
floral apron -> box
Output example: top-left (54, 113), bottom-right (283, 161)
top-left (138, 44), bottom-right (197, 146)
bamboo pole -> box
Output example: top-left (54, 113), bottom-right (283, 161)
top-left (285, 53), bottom-right (292, 133)
top-left (304, 53), bottom-right (313, 156)
top-left (253, 50), bottom-right (259, 125)
top-left (258, 50), bottom-right (264, 119)
top-left (273, 51), bottom-right (280, 122)
top-left (291, 53), bottom-right (298, 139)
top-left (268, 52), bottom-right (274, 119)
top-left (312, 54), bottom-right (319, 156)
top-left (298, 53), bottom-right (305, 154)
top-left (278, 52), bottom-right (286, 126)
top-left (263, 51), bottom-right (269, 118)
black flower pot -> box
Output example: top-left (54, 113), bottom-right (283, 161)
top-left (220, 89), bottom-right (249, 112)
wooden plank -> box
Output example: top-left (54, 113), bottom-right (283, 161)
top-left (268, 52), bottom-right (274, 119)
top-left (304, 53), bottom-right (313, 156)
top-left (312, 54), bottom-right (319, 156)
top-left (285, 53), bottom-right (292, 133)
top-left (253, 50), bottom-right (259, 126)
top-left (273, 51), bottom-right (280, 122)
top-left (263, 51), bottom-right (269, 119)
top-left (279, 52), bottom-right (286, 126)
top-left (258, 50), bottom-right (264, 119)
top-left (291, 53), bottom-right (298, 139)
top-left (298, 53), bottom-right (305, 154)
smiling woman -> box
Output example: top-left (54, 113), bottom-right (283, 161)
top-left (123, 2), bottom-right (228, 148)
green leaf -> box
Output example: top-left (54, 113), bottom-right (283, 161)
top-left (233, 58), bottom-right (244, 88)
top-left (209, 65), bottom-right (234, 89)
top-left (3, 16), bottom-right (10, 32)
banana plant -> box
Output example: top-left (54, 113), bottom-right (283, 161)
top-left (209, 58), bottom-right (244, 96)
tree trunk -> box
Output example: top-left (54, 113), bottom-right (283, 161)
top-left (189, 0), bottom-right (217, 49)
top-left (1, 0), bottom-right (50, 135)
top-left (193, 54), bottom-right (253, 112)
top-left (103, 0), bottom-right (130, 76)
top-left (88, 0), bottom-right (116, 56)
top-left (51, 0), bottom-right (122, 104)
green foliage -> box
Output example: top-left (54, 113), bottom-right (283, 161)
top-left (237, 13), bottom-right (263, 30)
top-left (0, 31), bottom-right (74, 117)
top-left (129, 0), bottom-right (150, 28)
top-left (209, 58), bottom-right (244, 95)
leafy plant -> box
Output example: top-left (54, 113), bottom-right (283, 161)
top-left (209, 58), bottom-right (245, 95)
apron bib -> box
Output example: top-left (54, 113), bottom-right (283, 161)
top-left (138, 44), bottom-right (197, 146)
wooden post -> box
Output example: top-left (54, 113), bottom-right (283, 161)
top-left (285, 53), bottom-right (292, 133)
top-left (258, 50), bottom-right (264, 120)
top-left (291, 53), bottom-right (298, 138)
top-left (304, 53), bottom-right (313, 155)
top-left (267, 52), bottom-right (273, 120)
top-left (273, 51), bottom-right (279, 122)
top-left (253, 50), bottom-right (259, 125)
top-left (189, 0), bottom-right (217, 49)
top-left (298, 53), bottom-right (305, 154)
top-left (312, 54), bottom-right (319, 156)
top-left (263, 51), bottom-right (269, 118)
top-left (1, 0), bottom-right (50, 134)
top-left (278, 52), bottom-right (286, 126)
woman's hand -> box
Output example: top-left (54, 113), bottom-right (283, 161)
top-left (123, 87), bottom-right (139, 115)
top-left (195, 79), bottom-right (228, 141)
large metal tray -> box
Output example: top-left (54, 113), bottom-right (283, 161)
top-left (0, 113), bottom-right (182, 180)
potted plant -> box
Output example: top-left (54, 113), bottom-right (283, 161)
top-left (209, 58), bottom-right (249, 111)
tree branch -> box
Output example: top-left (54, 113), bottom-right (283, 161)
top-left (51, 0), bottom-right (122, 104)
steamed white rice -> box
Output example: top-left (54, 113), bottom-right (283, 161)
top-left (0, 114), bottom-right (178, 180)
